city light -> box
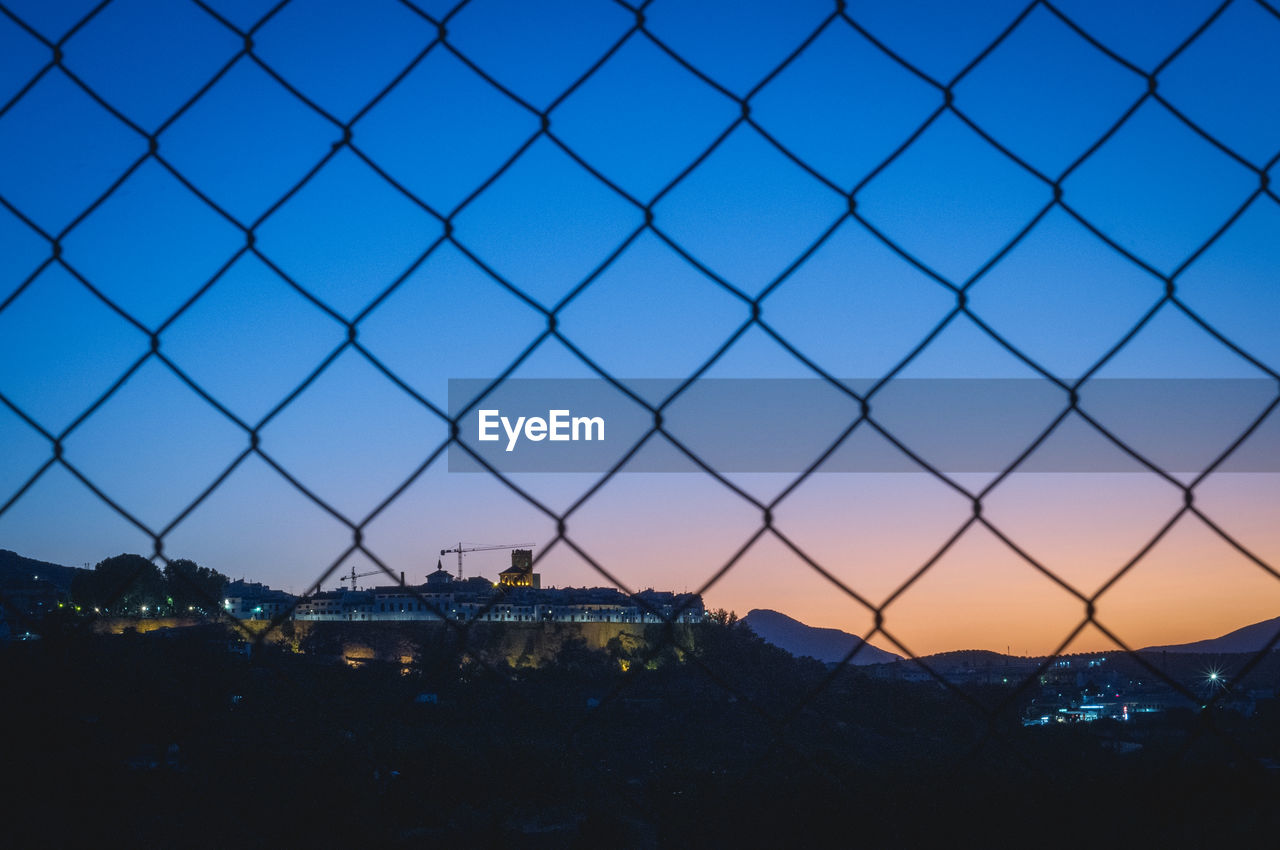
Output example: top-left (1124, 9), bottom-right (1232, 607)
top-left (1201, 666), bottom-right (1229, 697)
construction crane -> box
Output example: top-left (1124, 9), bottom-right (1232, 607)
top-left (440, 542), bottom-right (535, 580)
top-left (339, 565), bottom-right (381, 591)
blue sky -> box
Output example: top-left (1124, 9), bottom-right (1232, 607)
top-left (1, 0), bottom-right (1278, 652)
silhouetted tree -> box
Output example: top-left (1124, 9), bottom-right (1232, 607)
top-left (71, 554), bottom-right (165, 615)
top-left (163, 558), bottom-right (229, 615)
top-left (707, 608), bottom-right (738, 627)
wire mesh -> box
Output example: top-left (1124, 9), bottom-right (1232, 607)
top-left (2, 0), bottom-right (1280, 827)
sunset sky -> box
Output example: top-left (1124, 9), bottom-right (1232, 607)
top-left (1, 0), bottom-right (1278, 657)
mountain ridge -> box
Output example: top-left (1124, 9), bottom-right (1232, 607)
top-left (0, 549), bottom-right (80, 589)
top-left (740, 608), bottom-right (901, 665)
top-left (1142, 615), bottom-right (1280, 655)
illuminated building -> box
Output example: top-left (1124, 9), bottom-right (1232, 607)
top-left (499, 549), bottom-right (540, 589)
top-left (222, 580), bottom-right (294, 621)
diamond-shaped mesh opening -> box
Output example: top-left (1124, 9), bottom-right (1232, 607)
top-left (0, 71), bottom-right (146, 234)
top-left (1062, 99), bottom-right (1257, 276)
top-left (952, 5), bottom-right (1144, 178)
top-left (60, 0), bottom-right (239, 132)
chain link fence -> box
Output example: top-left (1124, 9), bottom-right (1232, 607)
top-left (2, 0), bottom-right (1280, 828)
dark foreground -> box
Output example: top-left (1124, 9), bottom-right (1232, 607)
top-left (4, 622), bottom-right (1279, 847)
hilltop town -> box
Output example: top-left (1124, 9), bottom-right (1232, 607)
top-left (0, 547), bottom-right (704, 633)
top-left (286, 550), bottom-right (705, 626)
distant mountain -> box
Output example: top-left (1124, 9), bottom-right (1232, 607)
top-left (741, 609), bottom-right (901, 665)
top-left (0, 550), bottom-right (81, 589)
top-left (1143, 616), bottom-right (1280, 655)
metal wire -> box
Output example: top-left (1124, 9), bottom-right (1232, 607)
top-left (1, 0), bottom-right (1279, 786)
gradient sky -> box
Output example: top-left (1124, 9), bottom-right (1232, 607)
top-left (1, 0), bottom-right (1279, 657)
